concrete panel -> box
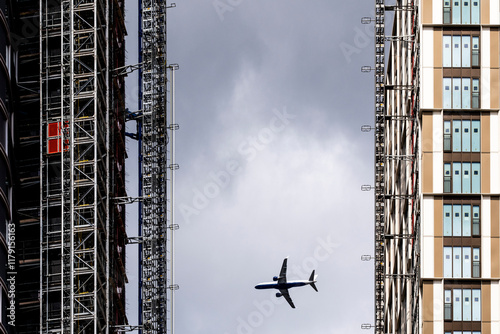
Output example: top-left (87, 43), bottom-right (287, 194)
top-left (482, 67), bottom-right (491, 110)
top-left (423, 281), bottom-right (434, 321)
top-left (433, 0), bottom-right (442, 24)
top-left (484, 282), bottom-right (491, 322)
top-left (492, 69), bottom-right (500, 109)
top-left (423, 236), bottom-right (435, 278)
top-left (434, 237), bottom-right (443, 277)
top-left (484, 29), bottom-right (491, 69)
top-left (422, 113), bottom-right (434, 152)
top-left (483, 0), bottom-right (491, 25)
top-left (492, 0), bottom-right (500, 24)
top-left (433, 113), bottom-right (442, 153)
top-left (422, 0), bottom-right (433, 24)
top-left (423, 152), bottom-right (434, 193)
top-left (492, 238), bottom-right (500, 278)
top-left (434, 197), bottom-right (443, 237)
top-left (434, 69), bottom-right (442, 109)
top-left (483, 113), bottom-right (491, 153)
top-left (491, 30), bottom-right (499, 68)
top-left (424, 197), bottom-right (435, 236)
top-left (434, 151), bottom-right (443, 193)
top-left (482, 153), bottom-right (491, 194)
top-left (423, 28), bottom-right (434, 68)
top-left (434, 30), bottom-right (442, 68)
top-left (422, 68), bottom-right (435, 109)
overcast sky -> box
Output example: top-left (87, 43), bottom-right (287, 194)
top-left (125, 1), bottom-right (377, 333)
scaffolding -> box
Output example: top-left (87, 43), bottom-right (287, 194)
top-left (38, 0), bottom-right (126, 333)
top-left (138, 1), bottom-right (177, 333)
top-left (371, 1), bottom-right (420, 334)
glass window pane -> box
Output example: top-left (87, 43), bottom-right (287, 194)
top-left (463, 288), bottom-right (472, 320)
top-left (453, 204), bottom-right (462, 236)
top-left (472, 78), bottom-right (480, 108)
top-left (462, 0), bottom-right (471, 24)
top-left (472, 289), bottom-right (481, 321)
top-left (472, 36), bottom-right (480, 66)
top-left (453, 247), bottom-right (462, 277)
top-left (463, 247), bottom-right (471, 278)
top-left (444, 246), bottom-right (453, 277)
top-left (462, 162), bottom-right (471, 193)
top-left (462, 120), bottom-right (471, 151)
top-left (453, 120), bottom-right (462, 151)
top-left (472, 205), bottom-right (480, 236)
top-left (444, 204), bottom-right (453, 236)
top-left (472, 162), bottom-right (480, 193)
top-left (462, 78), bottom-right (471, 109)
top-left (444, 120), bottom-right (452, 151)
top-left (463, 204), bottom-right (471, 236)
top-left (444, 163), bottom-right (452, 193)
top-left (453, 289), bottom-right (462, 321)
top-left (445, 289), bottom-right (452, 320)
top-left (453, 162), bottom-right (462, 193)
top-left (444, 78), bottom-right (452, 109)
top-left (471, 0), bottom-right (480, 24)
top-left (453, 0), bottom-right (461, 23)
top-left (444, 35), bottom-right (452, 67)
top-left (453, 36), bottom-right (462, 67)
top-left (453, 78), bottom-right (462, 109)
top-left (462, 35), bottom-right (471, 66)
top-left (471, 120), bottom-right (480, 152)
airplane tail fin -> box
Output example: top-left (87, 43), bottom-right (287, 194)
top-left (309, 270), bottom-right (318, 292)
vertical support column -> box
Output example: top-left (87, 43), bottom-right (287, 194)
top-left (374, 1), bottom-right (386, 334)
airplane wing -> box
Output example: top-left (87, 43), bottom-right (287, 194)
top-left (279, 289), bottom-right (295, 309)
top-left (278, 258), bottom-right (288, 284)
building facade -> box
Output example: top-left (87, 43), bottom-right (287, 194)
top-left (380, 0), bottom-right (500, 334)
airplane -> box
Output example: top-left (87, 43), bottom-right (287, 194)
top-left (254, 257), bottom-right (318, 308)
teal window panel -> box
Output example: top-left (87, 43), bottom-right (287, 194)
top-left (444, 163), bottom-right (452, 193)
top-left (444, 78), bottom-right (452, 109)
top-left (462, 162), bottom-right (471, 193)
top-left (472, 289), bottom-right (481, 321)
top-left (462, 0), bottom-right (471, 24)
top-left (453, 289), bottom-right (462, 321)
top-left (453, 162), bottom-right (462, 193)
top-left (472, 36), bottom-right (479, 66)
top-left (463, 204), bottom-right (471, 236)
top-left (444, 289), bottom-right (452, 320)
top-left (444, 204), bottom-right (452, 236)
top-left (472, 162), bottom-right (480, 193)
top-left (453, 204), bottom-right (462, 236)
top-left (471, 120), bottom-right (480, 152)
top-left (453, 247), bottom-right (462, 277)
top-left (444, 247), bottom-right (453, 277)
top-left (472, 78), bottom-right (480, 108)
top-left (453, 120), bottom-right (462, 151)
top-left (444, 1), bottom-right (452, 23)
top-left (453, 78), bottom-right (462, 109)
top-left (463, 247), bottom-right (471, 278)
top-left (444, 120), bottom-right (452, 151)
top-left (462, 78), bottom-right (471, 109)
top-left (472, 205), bottom-right (480, 236)
top-left (473, 247), bottom-right (480, 277)
top-left (471, 0), bottom-right (480, 24)
top-left (462, 120), bottom-right (471, 152)
top-left (463, 288), bottom-right (472, 320)
top-left (453, 36), bottom-right (462, 67)
top-left (453, 0), bottom-right (461, 23)
top-left (443, 35), bottom-right (452, 67)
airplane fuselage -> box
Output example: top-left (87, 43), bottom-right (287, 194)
top-left (254, 280), bottom-right (310, 290)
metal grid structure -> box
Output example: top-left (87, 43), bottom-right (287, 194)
top-left (40, 0), bottom-right (111, 332)
top-left (138, 1), bottom-right (177, 333)
top-left (372, 1), bottom-right (420, 334)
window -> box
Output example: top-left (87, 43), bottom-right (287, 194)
top-left (444, 0), bottom-right (480, 24)
top-left (444, 204), bottom-right (480, 236)
top-left (444, 162), bottom-right (480, 193)
top-left (444, 119), bottom-right (480, 152)
top-left (444, 246), bottom-right (480, 278)
top-left (443, 78), bottom-right (479, 109)
top-left (443, 35), bottom-right (479, 68)
top-left (445, 288), bottom-right (481, 321)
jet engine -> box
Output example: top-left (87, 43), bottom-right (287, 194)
top-left (276, 292), bottom-right (282, 298)
top-left (273, 276), bottom-right (278, 281)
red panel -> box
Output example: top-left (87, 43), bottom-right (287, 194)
top-left (48, 138), bottom-right (61, 154)
top-left (48, 122), bottom-right (60, 137)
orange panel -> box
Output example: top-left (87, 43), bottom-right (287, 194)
top-left (48, 122), bottom-right (60, 137)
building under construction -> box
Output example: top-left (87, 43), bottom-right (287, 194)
top-left (370, 0), bottom-right (500, 333)
top-left (0, 0), bottom-right (177, 333)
